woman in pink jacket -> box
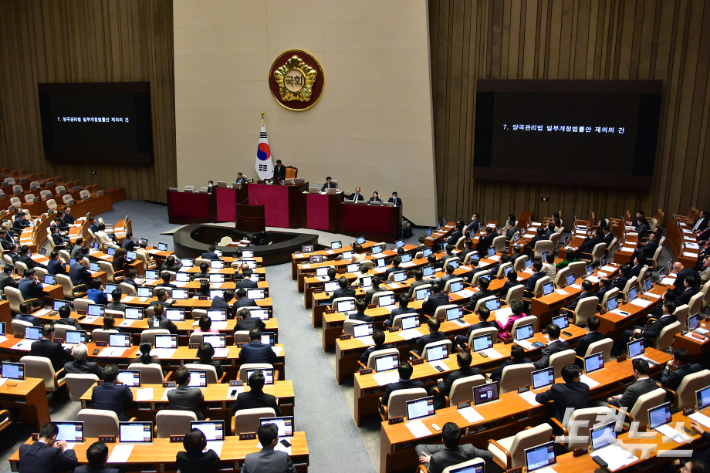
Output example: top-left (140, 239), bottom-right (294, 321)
top-left (496, 299), bottom-right (527, 340)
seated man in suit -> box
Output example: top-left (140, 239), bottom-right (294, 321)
top-left (14, 301), bottom-right (41, 326)
top-left (192, 262), bottom-right (210, 281)
top-left (415, 422), bottom-right (493, 473)
top-left (498, 269), bottom-right (522, 299)
top-left (533, 324), bottom-right (572, 369)
top-left (629, 255), bottom-right (646, 278)
top-left (611, 264), bottom-right (632, 290)
top-left (70, 239), bottom-right (88, 261)
top-left (157, 271), bottom-right (177, 288)
top-left (47, 250), bottom-right (67, 276)
top-left (232, 288), bottom-right (258, 311)
top-left (349, 299), bottom-right (374, 323)
top-left (121, 232), bottom-right (136, 251)
top-left (566, 280), bottom-right (598, 312)
top-left (414, 318), bottom-right (446, 356)
top-left (320, 176), bottom-right (336, 191)
top-left (0, 265), bottom-right (18, 292)
top-left (239, 328), bottom-right (277, 364)
top-left (602, 226), bottom-right (614, 247)
top-left (575, 316), bottom-right (606, 357)
top-left (607, 358), bottom-right (657, 411)
top-left (49, 226), bottom-right (68, 249)
top-left (150, 304), bottom-right (178, 334)
top-left (360, 329), bottom-right (395, 366)
top-left (92, 364), bottom-right (133, 420)
top-left (364, 276), bottom-right (386, 305)
top-left (242, 424), bottom-right (297, 473)
top-left (639, 232), bottom-right (659, 259)
top-left (235, 307), bottom-right (266, 332)
top-left (345, 187), bottom-right (365, 202)
top-left (509, 246), bottom-right (525, 266)
top-left (383, 256), bottom-right (403, 281)
top-left (528, 226), bottom-right (546, 250)
top-left (388, 192), bottom-right (402, 206)
top-left (85, 278), bottom-right (108, 305)
top-left (236, 268), bottom-right (259, 289)
top-left (380, 362), bottom-right (424, 415)
top-left (465, 213), bottom-right (481, 235)
top-left (384, 295), bottom-right (417, 328)
top-left (65, 343), bottom-right (104, 379)
top-left (75, 441), bottom-right (122, 473)
top-left (535, 364), bottom-right (590, 434)
top-left (106, 289), bottom-right (128, 312)
top-left (595, 278), bottom-right (614, 303)
top-left (233, 369), bottom-right (282, 415)
top-left (235, 172), bottom-right (248, 184)
top-left (432, 351), bottom-right (481, 409)
top-left (168, 367), bottom-right (205, 420)
top-left (422, 283), bottom-right (449, 317)
top-left (445, 222), bottom-right (464, 247)
top-left (477, 227), bottom-right (496, 253)
top-left (19, 422), bottom-right (78, 473)
top-left (272, 159), bottom-right (286, 181)
top-left (675, 275), bottom-right (699, 307)
top-left (661, 347), bottom-right (703, 395)
top-left (463, 258), bottom-right (487, 284)
top-left (200, 245), bottom-right (220, 260)
top-left (613, 301), bottom-right (678, 356)
top-left (30, 324), bottom-right (71, 372)
top-left (438, 264), bottom-right (457, 287)
top-left (456, 306), bottom-right (497, 348)
top-left (406, 270), bottom-right (429, 298)
top-left (490, 344), bottom-right (532, 382)
top-left (210, 289), bottom-right (234, 314)
top-left (522, 260), bottom-right (546, 297)
top-left (18, 268), bottom-right (43, 306)
top-left (673, 261), bottom-right (702, 294)
top-left (69, 258), bottom-right (93, 286)
top-left (54, 304), bottom-right (82, 330)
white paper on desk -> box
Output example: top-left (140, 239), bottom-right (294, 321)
top-left (458, 406), bottom-right (484, 423)
top-left (399, 329), bottom-right (423, 340)
top-left (620, 247), bottom-right (635, 253)
top-left (34, 308), bottom-right (51, 317)
top-left (591, 445), bottom-right (637, 471)
top-left (325, 250), bottom-right (335, 255)
top-left (0, 337), bottom-right (6, 345)
top-left (0, 378), bottom-right (7, 387)
top-left (481, 348), bottom-right (504, 360)
top-left (372, 268), bottom-right (386, 274)
top-left (684, 251), bottom-right (699, 258)
top-left (273, 442), bottom-right (292, 455)
top-left (596, 272), bottom-right (609, 278)
top-left (429, 360), bottom-right (449, 372)
top-left (456, 289), bottom-right (475, 299)
top-left (119, 320), bottom-right (134, 327)
top-left (162, 387), bottom-right (176, 400)
top-left (630, 299), bottom-right (652, 308)
top-left (686, 242), bottom-right (699, 249)
top-left (644, 292), bottom-right (661, 299)
top-left (136, 387), bottom-right (154, 401)
top-left (580, 375), bottom-right (600, 388)
top-left (122, 296), bottom-right (135, 303)
top-left (138, 297), bottom-right (149, 302)
top-left (453, 319), bottom-right (470, 328)
top-left (405, 420), bottom-right (431, 439)
top-left (524, 234), bottom-right (536, 239)
top-left (82, 316), bottom-right (99, 324)
top-left (149, 348), bottom-right (176, 359)
top-left (689, 412), bottom-right (710, 428)
top-left (301, 264), bottom-right (311, 269)
top-left (569, 283), bottom-right (583, 289)
top-left (634, 355), bottom-right (658, 366)
top-left (107, 445), bottom-right (133, 463)
top-left (478, 261), bottom-right (492, 268)
top-left (12, 340), bottom-right (35, 351)
top-left (206, 441), bottom-right (224, 456)
top-left (373, 371), bottom-right (400, 386)
top-left (458, 266), bottom-right (472, 272)
top-left (401, 262), bottom-right (416, 268)
top-left (683, 229), bottom-right (693, 234)
top-left (214, 348), bottom-right (230, 358)
top-left (684, 333), bottom-right (709, 343)
top-left (358, 336), bottom-right (374, 347)
top-left (661, 277), bottom-right (677, 285)
top-left (519, 390), bottom-right (540, 406)
top-left (388, 283), bottom-right (401, 289)
top-left (212, 322), bottom-right (228, 330)
top-left (601, 265), bottom-right (617, 272)
top-left (495, 307), bottom-right (513, 319)
top-left (174, 281), bottom-right (188, 288)
top-left (99, 347), bottom-right (125, 357)
top-left (555, 289), bottom-right (568, 295)
top-left (515, 340), bottom-right (535, 351)
top-left (655, 424), bottom-right (693, 444)
top-left (488, 255), bottom-right (500, 261)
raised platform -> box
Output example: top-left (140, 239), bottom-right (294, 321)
top-left (172, 224), bottom-right (319, 266)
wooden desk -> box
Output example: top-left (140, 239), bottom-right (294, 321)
top-left (185, 266), bottom-right (266, 281)
top-left (290, 241), bottom-right (377, 279)
top-left (596, 284), bottom-right (666, 338)
top-left (668, 219), bottom-right (701, 269)
top-left (379, 348), bottom-right (671, 473)
top-left (423, 224), bottom-right (454, 247)
top-left (10, 434), bottom-right (310, 473)
top-left (301, 192), bottom-right (344, 232)
top-left (673, 319), bottom-right (710, 361)
top-left (0, 377), bottom-right (50, 429)
top-left (80, 380), bottom-right (295, 420)
top-left (167, 190), bottom-right (215, 224)
top-left (248, 182), bottom-right (307, 229)
top-left (339, 202), bottom-right (403, 243)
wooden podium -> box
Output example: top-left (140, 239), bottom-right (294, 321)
top-left (235, 203), bottom-right (265, 232)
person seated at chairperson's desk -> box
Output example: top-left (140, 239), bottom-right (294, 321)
top-left (388, 191), bottom-right (402, 206)
top-left (320, 176), bottom-right (336, 192)
top-left (345, 187), bottom-right (364, 202)
top-left (176, 429), bottom-right (219, 473)
top-left (368, 191), bottom-right (382, 203)
top-left (235, 172), bottom-right (248, 184)
top-left (19, 422), bottom-right (78, 473)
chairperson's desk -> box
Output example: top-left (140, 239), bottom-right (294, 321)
top-left (80, 380), bottom-right (295, 420)
top-left (352, 324), bottom-right (589, 425)
top-left (338, 202), bottom-right (403, 243)
top-left (301, 192), bottom-right (343, 232)
top-left (379, 347), bottom-right (672, 473)
top-left (166, 190), bottom-right (215, 225)
top-left (248, 182), bottom-right (308, 229)
top-left (9, 433), bottom-right (310, 473)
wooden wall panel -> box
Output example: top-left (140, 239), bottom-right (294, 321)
top-left (429, 0), bottom-right (710, 225)
top-left (0, 0), bottom-right (176, 203)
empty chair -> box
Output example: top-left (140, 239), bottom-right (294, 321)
top-left (62, 194), bottom-right (75, 205)
top-left (381, 388), bottom-right (427, 420)
top-left (77, 409), bottom-right (120, 437)
top-left (233, 331), bottom-right (251, 345)
top-left (371, 291), bottom-right (395, 306)
top-left (10, 196), bottom-right (21, 208)
top-left (533, 240), bottom-right (553, 259)
top-left (511, 316), bottom-right (538, 340)
top-left (119, 282), bottom-right (137, 295)
top-left (99, 261), bottom-right (124, 283)
top-left (232, 407), bottom-right (276, 435)
top-left (343, 319), bottom-right (367, 337)
top-left (141, 329), bottom-right (170, 345)
top-left (156, 410), bottom-right (198, 438)
top-left (581, 338), bottom-right (614, 363)
top-left (5, 286), bottom-right (40, 313)
top-left (563, 296), bottom-right (598, 326)
top-left (653, 321), bottom-right (682, 351)
top-left (11, 319), bottom-right (33, 337)
top-left (24, 193), bottom-right (38, 204)
top-left (91, 329), bottom-right (118, 343)
top-left (487, 423), bottom-right (553, 470)
top-left (80, 190), bottom-right (91, 200)
top-left (492, 235), bottom-right (507, 253)
top-left (360, 347), bottom-right (399, 369)
top-left (12, 185), bottom-right (22, 195)
top-left (128, 363), bottom-right (169, 384)
top-left (674, 304), bottom-right (690, 331)
top-left (567, 261), bottom-right (587, 280)
top-left (445, 375), bottom-right (486, 406)
top-left (53, 324), bottom-right (78, 340)
top-left (499, 363), bottom-right (536, 394)
top-left (73, 298), bottom-right (95, 313)
top-left (55, 186), bottom-right (67, 195)
top-left (688, 294), bottom-right (703, 319)
top-left (505, 285), bottom-right (524, 305)
top-left (513, 256), bottom-right (529, 272)
top-left (65, 374), bottom-right (100, 402)
top-left (20, 356), bottom-right (65, 393)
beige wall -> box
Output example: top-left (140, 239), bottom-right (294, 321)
top-left (174, 0), bottom-right (437, 225)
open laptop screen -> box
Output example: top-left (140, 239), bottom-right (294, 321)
top-left (446, 306), bottom-right (463, 321)
top-left (416, 287), bottom-right (431, 301)
top-left (190, 421), bottom-right (225, 441)
top-left (119, 422), bottom-right (153, 443)
top-left (125, 307), bottom-right (143, 319)
top-left (406, 396), bottom-right (435, 421)
top-left (117, 371), bottom-right (141, 387)
top-left (628, 338), bottom-right (644, 358)
top-left (109, 333), bottom-right (131, 347)
top-left (401, 315), bottom-right (420, 330)
top-left (154, 334), bottom-right (177, 348)
top-left (259, 417), bottom-right (294, 437)
top-left (25, 326), bottom-right (41, 340)
top-left (246, 368), bottom-right (275, 385)
top-left (207, 310), bottom-right (227, 321)
top-left (426, 344), bottom-right (449, 362)
top-left (64, 330), bottom-right (87, 345)
top-left (165, 309), bottom-right (185, 321)
top-left (515, 323), bottom-right (534, 341)
top-left (697, 386), bottom-right (710, 411)
top-left (55, 422), bottom-right (84, 443)
top-left (565, 273), bottom-right (576, 286)
top-left (531, 367), bottom-right (555, 390)
top-left (688, 314), bottom-right (700, 331)
top-left (542, 282), bottom-right (554, 296)
top-left (584, 352), bottom-right (604, 374)
top-left (472, 334), bottom-right (493, 352)
top-left (203, 334), bottom-right (226, 348)
top-left (473, 382), bottom-right (499, 406)
top-left (648, 402), bottom-right (672, 430)
top-left (336, 299), bottom-right (356, 313)
top-left (1, 362), bottom-right (24, 380)
top-left (590, 422), bottom-right (617, 451)
top-left (353, 323), bottom-right (373, 338)
top-left (552, 315), bottom-right (569, 330)
top-left (187, 371), bottom-right (207, 387)
top-left (525, 441), bottom-right (556, 472)
top-left (375, 353), bottom-right (398, 372)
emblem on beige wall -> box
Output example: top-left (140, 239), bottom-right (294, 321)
top-left (269, 49), bottom-right (324, 111)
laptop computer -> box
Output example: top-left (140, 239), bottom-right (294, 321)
top-left (473, 382), bottom-right (499, 406)
top-left (171, 289), bottom-right (188, 300)
top-left (25, 326), bottom-right (42, 341)
top-left (627, 338), bottom-right (645, 358)
top-left (485, 298), bottom-right (501, 311)
top-left (627, 287), bottom-right (638, 302)
top-left (119, 422), bottom-right (153, 443)
top-left (400, 315), bottom-right (420, 331)
top-left (584, 352), bottom-right (605, 374)
top-left (137, 287), bottom-right (152, 298)
top-left (376, 258), bottom-right (387, 269)
top-left (309, 255), bottom-right (324, 264)
top-left (449, 280), bottom-right (464, 293)
top-left (393, 271), bottom-right (408, 283)
top-left (406, 396), bottom-right (435, 421)
top-left (209, 273), bottom-right (225, 283)
top-left (415, 287), bottom-right (431, 301)
top-left (55, 421), bottom-right (84, 444)
top-left (154, 334), bottom-right (177, 349)
top-left (207, 309), bottom-right (227, 321)
top-left (606, 297), bottom-right (619, 312)
top-left (356, 237), bottom-right (366, 245)
top-left (346, 263), bottom-right (359, 274)
top-left (117, 370), bottom-right (141, 387)
top-left (353, 323), bottom-right (373, 338)
top-left (145, 270), bottom-right (159, 281)
top-left (124, 307), bottom-right (144, 319)
top-left (1, 362), bottom-right (25, 380)
top-left (331, 241), bottom-right (342, 250)
top-left (472, 334), bottom-right (493, 352)
top-left (259, 417), bottom-right (294, 438)
top-left (181, 259), bottom-right (194, 267)
top-left (190, 420), bottom-right (224, 442)
top-left (374, 353), bottom-right (398, 372)
top-left (515, 323), bottom-right (534, 341)
top-left (648, 402), bottom-right (672, 431)
top-left (89, 262), bottom-right (100, 272)
top-left (446, 306), bottom-right (463, 321)
top-left (87, 304), bottom-right (105, 317)
top-left (542, 282), bottom-right (555, 296)
top-left (688, 313), bottom-right (701, 332)
top-left (260, 332), bottom-right (276, 346)
top-left (107, 248), bottom-right (115, 256)
top-left (504, 266), bottom-right (513, 278)
top-left (359, 276), bottom-right (373, 288)
top-left (246, 368), bottom-right (275, 385)
top-left (165, 309), bottom-right (185, 321)
top-left (64, 330), bottom-right (87, 345)
top-left (336, 299), bottom-right (356, 314)
top-left (590, 421), bottom-right (617, 453)
top-left (248, 308), bottom-right (270, 320)
top-left (209, 290), bottom-right (224, 300)
top-left (43, 274), bottom-right (55, 285)
top-left (531, 367), bottom-right (555, 390)
top-left (187, 371), bottom-right (208, 387)
top-left (109, 333), bottom-right (132, 347)
top-left (552, 314), bottom-right (569, 330)
top-left (378, 294), bottom-right (395, 308)
top-left (586, 264), bottom-right (594, 276)
top-left (448, 461), bottom-right (484, 473)
top-left (696, 386), bottom-right (710, 411)
top-left (422, 265), bottom-right (435, 277)
top-left (423, 248), bottom-right (433, 258)
top-left (0, 322), bottom-right (4, 337)
top-left (372, 245), bottom-right (383, 255)
top-left (401, 253), bottom-right (412, 263)
top-left (53, 300), bottom-right (70, 311)
top-left (564, 272), bottom-right (576, 287)
top-left (323, 280), bottom-right (339, 293)
top-left (157, 242), bottom-right (168, 251)
top-left (203, 334), bottom-right (227, 348)
top-left (524, 441), bottom-right (557, 472)
top-left (426, 344), bottom-right (449, 363)
top-left (342, 251), bottom-right (352, 260)
top-left (210, 260), bottom-right (224, 269)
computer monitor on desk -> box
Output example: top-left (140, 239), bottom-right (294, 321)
top-left (406, 396), bottom-right (435, 421)
top-left (119, 422), bottom-right (153, 443)
top-left (524, 441), bottom-right (557, 472)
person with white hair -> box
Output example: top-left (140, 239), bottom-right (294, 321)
top-left (65, 343), bottom-right (104, 379)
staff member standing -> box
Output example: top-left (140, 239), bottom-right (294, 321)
top-left (272, 159), bottom-right (286, 181)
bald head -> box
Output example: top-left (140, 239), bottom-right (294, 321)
top-left (673, 262), bottom-right (684, 273)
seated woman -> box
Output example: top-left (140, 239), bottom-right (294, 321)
top-left (101, 314), bottom-right (123, 333)
top-left (556, 248), bottom-right (579, 269)
top-left (192, 343), bottom-right (224, 379)
top-left (136, 341), bottom-right (161, 365)
top-left (176, 429), bottom-right (219, 473)
top-left (495, 299), bottom-right (526, 341)
top-left (193, 315), bottom-right (219, 334)
top-left (368, 191), bottom-right (382, 203)
top-left (112, 247), bottom-right (129, 273)
top-left (161, 255), bottom-right (183, 272)
top-left (351, 243), bottom-right (367, 263)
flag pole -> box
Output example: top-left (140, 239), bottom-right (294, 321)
top-left (261, 111), bottom-right (264, 126)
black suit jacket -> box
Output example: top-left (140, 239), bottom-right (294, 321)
top-left (676, 268), bottom-right (701, 293)
top-left (693, 217), bottom-right (709, 232)
top-left (437, 367), bottom-right (482, 397)
top-left (360, 343), bottom-right (395, 364)
top-left (18, 442), bottom-right (78, 473)
top-left (661, 363), bottom-right (703, 392)
top-left (609, 377), bottom-right (658, 409)
top-left (0, 272), bottom-right (18, 291)
top-left (232, 390), bottom-right (282, 416)
top-left (29, 339), bottom-right (70, 372)
top-left (320, 182), bottom-right (337, 191)
top-left (642, 314), bottom-right (678, 340)
top-left (330, 287), bottom-right (356, 304)
top-left (641, 240), bottom-right (659, 258)
top-left (235, 317), bottom-right (266, 332)
top-left (65, 359), bottom-right (104, 379)
top-left (233, 298), bottom-right (258, 311)
top-left (533, 340), bottom-right (572, 369)
top-left (121, 239), bottom-right (136, 251)
top-left (272, 165), bottom-right (286, 181)
top-left (388, 197), bottom-right (403, 206)
top-left (381, 379), bottom-right (424, 407)
top-left (47, 259), bottom-right (67, 275)
top-left (19, 254), bottom-right (42, 270)
top-left (575, 331), bottom-right (606, 357)
top-left (416, 331), bottom-right (446, 351)
top-left (535, 382), bottom-right (590, 422)
top-left (91, 381), bottom-right (133, 420)
top-left (567, 292), bottom-right (598, 311)
top-left (675, 287), bottom-right (698, 307)
top-left (235, 278), bottom-right (258, 289)
top-left (422, 292), bottom-right (449, 316)
top-left (478, 233), bottom-right (496, 251)
top-left (498, 281), bottom-right (522, 299)
top-left (69, 263), bottom-right (92, 286)
top-left (239, 341), bottom-right (277, 364)
top-left (200, 252), bottom-right (219, 260)
top-left (579, 236), bottom-right (602, 254)
top-left (176, 450), bottom-right (220, 473)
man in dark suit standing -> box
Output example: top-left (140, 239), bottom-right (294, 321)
top-left (535, 365), bottom-right (590, 433)
top-left (92, 364), bottom-right (133, 421)
top-left (235, 307), bottom-right (266, 332)
top-left (239, 329), bottom-right (277, 364)
top-left (422, 283), bottom-right (449, 317)
top-left (608, 358), bottom-right (658, 411)
top-left (74, 441), bottom-right (121, 473)
top-left (329, 276), bottom-right (356, 304)
top-left (415, 318), bottom-right (446, 355)
top-left (30, 326), bottom-right (71, 373)
top-left (19, 422), bottom-right (78, 473)
top-left (233, 288), bottom-right (258, 311)
top-left (201, 245), bottom-right (219, 260)
top-left (574, 316), bottom-right (606, 357)
top-left (320, 177), bottom-right (337, 192)
top-left (272, 159), bottom-right (286, 181)
top-left (415, 422), bottom-right (493, 473)
top-left (380, 362), bottom-right (424, 415)
top-left (673, 262), bottom-right (701, 294)
top-left (233, 370), bottom-right (282, 415)
top-left (167, 367), bottom-right (205, 420)
top-left (432, 351), bottom-right (481, 409)
top-left (242, 424), bottom-right (297, 473)
top-left (388, 192), bottom-right (402, 206)
top-left (533, 324), bottom-right (572, 369)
